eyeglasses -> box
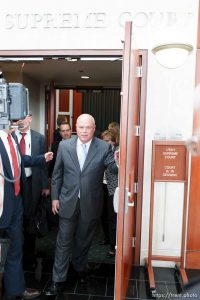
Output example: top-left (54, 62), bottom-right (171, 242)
top-left (60, 129), bottom-right (71, 132)
top-left (77, 126), bottom-right (94, 131)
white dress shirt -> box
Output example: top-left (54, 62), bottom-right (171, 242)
top-left (0, 130), bottom-right (21, 176)
top-left (76, 138), bottom-right (92, 197)
top-left (0, 154), bottom-right (4, 217)
top-left (76, 138), bottom-right (92, 167)
top-left (16, 129), bottom-right (32, 177)
top-left (0, 130), bottom-right (21, 217)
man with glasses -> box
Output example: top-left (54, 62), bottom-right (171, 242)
top-left (15, 112), bottom-right (49, 269)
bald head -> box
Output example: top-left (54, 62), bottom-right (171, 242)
top-left (76, 114), bottom-right (95, 126)
top-left (76, 114), bottom-right (96, 143)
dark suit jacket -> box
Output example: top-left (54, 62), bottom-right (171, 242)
top-left (49, 140), bottom-right (60, 178)
top-left (53, 128), bottom-right (62, 142)
top-left (51, 136), bottom-right (118, 221)
top-left (0, 137), bottom-right (45, 228)
top-left (12, 130), bottom-right (48, 217)
top-left (26, 130), bottom-right (48, 216)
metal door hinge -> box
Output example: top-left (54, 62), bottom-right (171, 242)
top-left (46, 124), bottom-right (48, 130)
top-left (133, 182), bottom-right (138, 194)
top-left (136, 66), bottom-right (142, 78)
top-left (132, 237), bottom-right (136, 248)
top-left (134, 125), bottom-right (140, 136)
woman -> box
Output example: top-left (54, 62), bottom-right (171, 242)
top-left (101, 129), bottom-right (119, 257)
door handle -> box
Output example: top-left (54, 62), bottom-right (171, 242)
top-left (126, 188), bottom-right (134, 211)
top-left (113, 187), bottom-right (119, 213)
top-left (113, 187), bottom-right (134, 214)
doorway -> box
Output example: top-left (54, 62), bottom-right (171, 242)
top-left (45, 86), bottom-right (121, 149)
top-left (0, 49), bottom-right (147, 297)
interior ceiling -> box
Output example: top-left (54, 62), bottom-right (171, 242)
top-left (0, 58), bottom-right (122, 88)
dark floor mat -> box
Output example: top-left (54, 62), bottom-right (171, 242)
top-left (35, 222), bottom-right (115, 264)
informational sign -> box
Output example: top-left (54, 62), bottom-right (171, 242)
top-left (153, 141), bottom-right (187, 181)
top-left (146, 140), bottom-right (189, 292)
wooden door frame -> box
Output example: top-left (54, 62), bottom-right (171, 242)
top-left (115, 23), bottom-right (132, 300)
top-left (134, 49), bottom-right (148, 264)
top-left (115, 21), bottom-right (148, 300)
top-left (185, 0), bottom-right (200, 269)
top-left (0, 48), bottom-right (147, 266)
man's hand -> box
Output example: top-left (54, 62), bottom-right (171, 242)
top-left (44, 152), bottom-right (53, 162)
top-left (41, 189), bottom-right (50, 196)
top-left (52, 200), bottom-right (59, 215)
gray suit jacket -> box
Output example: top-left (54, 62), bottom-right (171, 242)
top-left (51, 136), bottom-right (118, 221)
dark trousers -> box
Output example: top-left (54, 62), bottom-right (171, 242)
top-left (101, 184), bottom-right (117, 247)
top-left (23, 217), bottom-right (36, 257)
top-left (0, 273), bottom-right (3, 299)
top-left (107, 194), bottom-right (117, 248)
top-left (100, 184), bottom-right (110, 242)
top-left (3, 195), bottom-right (25, 296)
top-left (23, 176), bottom-right (36, 257)
top-left (53, 199), bottom-right (98, 282)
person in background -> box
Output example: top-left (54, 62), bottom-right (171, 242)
top-left (100, 129), bottom-right (119, 257)
top-left (53, 115), bottom-right (68, 142)
top-left (44, 114), bottom-right (118, 296)
top-left (49, 121), bottom-right (72, 178)
top-left (14, 112), bottom-right (49, 268)
top-left (108, 121), bottom-right (120, 145)
top-left (0, 126), bottom-right (53, 300)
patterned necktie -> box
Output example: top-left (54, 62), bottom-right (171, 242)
top-left (7, 134), bottom-right (20, 196)
top-left (19, 132), bottom-right (26, 155)
top-left (80, 143), bottom-right (87, 170)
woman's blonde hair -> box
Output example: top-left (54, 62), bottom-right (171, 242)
top-left (101, 129), bottom-right (117, 144)
top-left (108, 122), bottom-right (120, 145)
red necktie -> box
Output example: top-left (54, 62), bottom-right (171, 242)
top-left (7, 134), bottom-right (20, 196)
top-left (19, 132), bottom-right (26, 155)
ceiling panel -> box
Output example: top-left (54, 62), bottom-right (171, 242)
top-left (0, 58), bottom-right (122, 87)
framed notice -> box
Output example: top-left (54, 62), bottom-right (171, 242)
top-left (152, 140), bottom-right (188, 182)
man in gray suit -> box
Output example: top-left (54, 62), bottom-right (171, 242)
top-left (45, 114), bottom-right (118, 296)
top-left (15, 113), bottom-right (49, 266)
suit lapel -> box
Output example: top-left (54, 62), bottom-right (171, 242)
top-left (82, 138), bottom-right (98, 172)
top-left (68, 137), bottom-right (80, 170)
top-left (0, 138), bottom-right (13, 179)
top-left (11, 132), bottom-right (26, 181)
top-left (31, 130), bottom-right (36, 155)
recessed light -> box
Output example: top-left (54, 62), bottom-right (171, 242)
top-left (81, 76), bottom-right (90, 79)
top-left (65, 57), bottom-right (78, 62)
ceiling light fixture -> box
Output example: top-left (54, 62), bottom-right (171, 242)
top-left (152, 43), bottom-right (193, 69)
top-left (81, 75), bottom-right (90, 79)
top-left (65, 57), bottom-right (78, 62)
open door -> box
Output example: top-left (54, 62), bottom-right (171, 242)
top-left (114, 22), bottom-right (141, 300)
top-left (186, 49), bottom-right (200, 268)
